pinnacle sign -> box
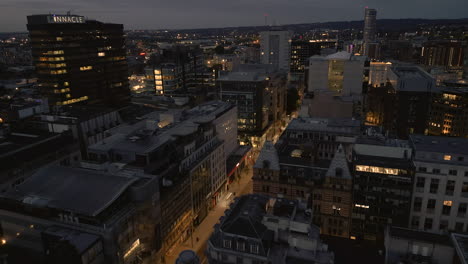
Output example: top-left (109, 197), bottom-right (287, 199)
top-left (47, 15), bottom-right (85, 24)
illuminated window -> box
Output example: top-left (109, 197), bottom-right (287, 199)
top-left (80, 66), bottom-right (93, 71)
top-left (154, 70), bottom-right (161, 74)
top-left (155, 81), bottom-right (163, 85)
top-left (57, 96), bottom-right (89, 105)
top-left (56, 37), bottom-right (63, 41)
top-left (444, 155), bottom-right (451, 161)
top-left (355, 165), bottom-right (399, 175)
top-left (65, 94), bottom-right (71, 98)
top-left (64, 82), bottom-right (69, 86)
top-left (44, 50), bottom-right (64, 55)
top-left (444, 200), bottom-right (453, 206)
top-left (123, 239), bottom-right (140, 259)
top-left (98, 52), bottom-right (106, 57)
top-left (51, 69), bottom-right (67, 75)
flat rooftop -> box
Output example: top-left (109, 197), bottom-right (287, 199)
top-left (409, 135), bottom-right (468, 156)
top-left (2, 166), bottom-right (137, 217)
top-left (218, 71), bottom-right (267, 82)
top-left (286, 117), bottom-right (361, 134)
top-left (391, 66), bottom-right (435, 82)
top-left (389, 226), bottom-right (452, 246)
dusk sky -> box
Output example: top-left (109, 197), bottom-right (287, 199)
top-left (1, 0), bottom-right (467, 32)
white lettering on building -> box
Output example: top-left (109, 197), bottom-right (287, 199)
top-left (49, 16), bottom-right (85, 24)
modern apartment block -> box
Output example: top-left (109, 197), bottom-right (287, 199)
top-left (428, 86), bottom-right (468, 138)
top-left (27, 14), bottom-right (130, 107)
top-left (0, 164), bottom-right (160, 264)
top-left (366, 66), bottom-right (436, 138)
top-left (289, 39), bottom-right (336, 79)
top-left (218, 71), bottom-right (271, 146)
top-left (206, 194), bottom-right (335, 264)
top-left (421, 40), bottom-right (466, 69)
top-left (351, 137), bottom-right (414, 241)
top-left (409, 135), bottom-right (468, 234)
top-left (145, 45), bottom-right (204, 95)
top-left (260, 30), bottom-right (292, 71)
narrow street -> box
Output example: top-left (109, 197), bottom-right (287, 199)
top-left (165, 166), bottom-right (253, 264)
top-left (165, 113), bottom-right (291, 264)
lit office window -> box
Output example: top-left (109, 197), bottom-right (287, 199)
top-left (80, 66), bottom-right (93, 71)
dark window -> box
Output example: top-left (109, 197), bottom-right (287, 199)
top-left (442, 204), bottom-right (452, 216)
top-left (427, 199), bottom-right (436, 212)
top-left (419, 167), bottom-right (427, 172)
top-left (455, 222), bottom-right (464, 232)
top-left (416, 177), bottom-right (425, 190)
top-left (449, 170), bottom-right (458, 176)
top-left (424, 218), bottom-right (433, 230)
top-left (458, 203), bottom-right (467, 217)
top-left (413, 197), bottom-right (422, 212)
top-left (333, 196), bottom-right (342, 203)
top-left (433, 168), bottom-right (441, 174)
top-left (462, 183), bottom-right (468, 197)
top-left (439, 220), bottom-right (448, 231)
top-left (236, 257), bottom-right (243, 264)
top-left (465, 171), bottom-right (468, 177)
top-left (446, 180), bottom-right (455, 196)
top-left (430, 179), bottom-right (439, 194)
top-left (411, 216), bottom-right (420, 228)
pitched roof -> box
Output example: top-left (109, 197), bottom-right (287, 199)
top-left (326, 144), bottom-right (352, 179)
top-left (254, 141), bottom-right (280, 171)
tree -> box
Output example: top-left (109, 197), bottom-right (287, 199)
top-left (214, 45), bottom-right (225, 54)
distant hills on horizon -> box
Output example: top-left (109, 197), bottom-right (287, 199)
top-left (1, 18), bottom-right (468, 35)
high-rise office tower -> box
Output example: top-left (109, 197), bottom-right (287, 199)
top-left (363, 8), bottom-right (377, 42)
top-left (27, 14), bottom-right (130, 108)
top-left (363, 8), bottom-right (378, 59)
top-left (260, 30), bottom-right (291, 71)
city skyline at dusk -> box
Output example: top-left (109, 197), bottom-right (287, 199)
top-left (1, 0), bottom-right (468, 32)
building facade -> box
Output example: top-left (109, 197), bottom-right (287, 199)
top-left (351, 138), bottom-right (414, 241)
top-left (409, 135), bottom-right (468, 234)
top-left (0, 165), bottom-right (161, 264)
top-left (27, 14), bottom-right (130, 108)
top-left (260, 30), bottom-right (292, 71)
top-left (366, 66), bottom-right (436, 138)
top-left (290, 40), bottom-right (336, 79)
top-left (218, 71), bottom-right (270, 146)
top-left (428, 86), bottom-right (468, 138)
top-left (312, 145), bottom-right (353, 239)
